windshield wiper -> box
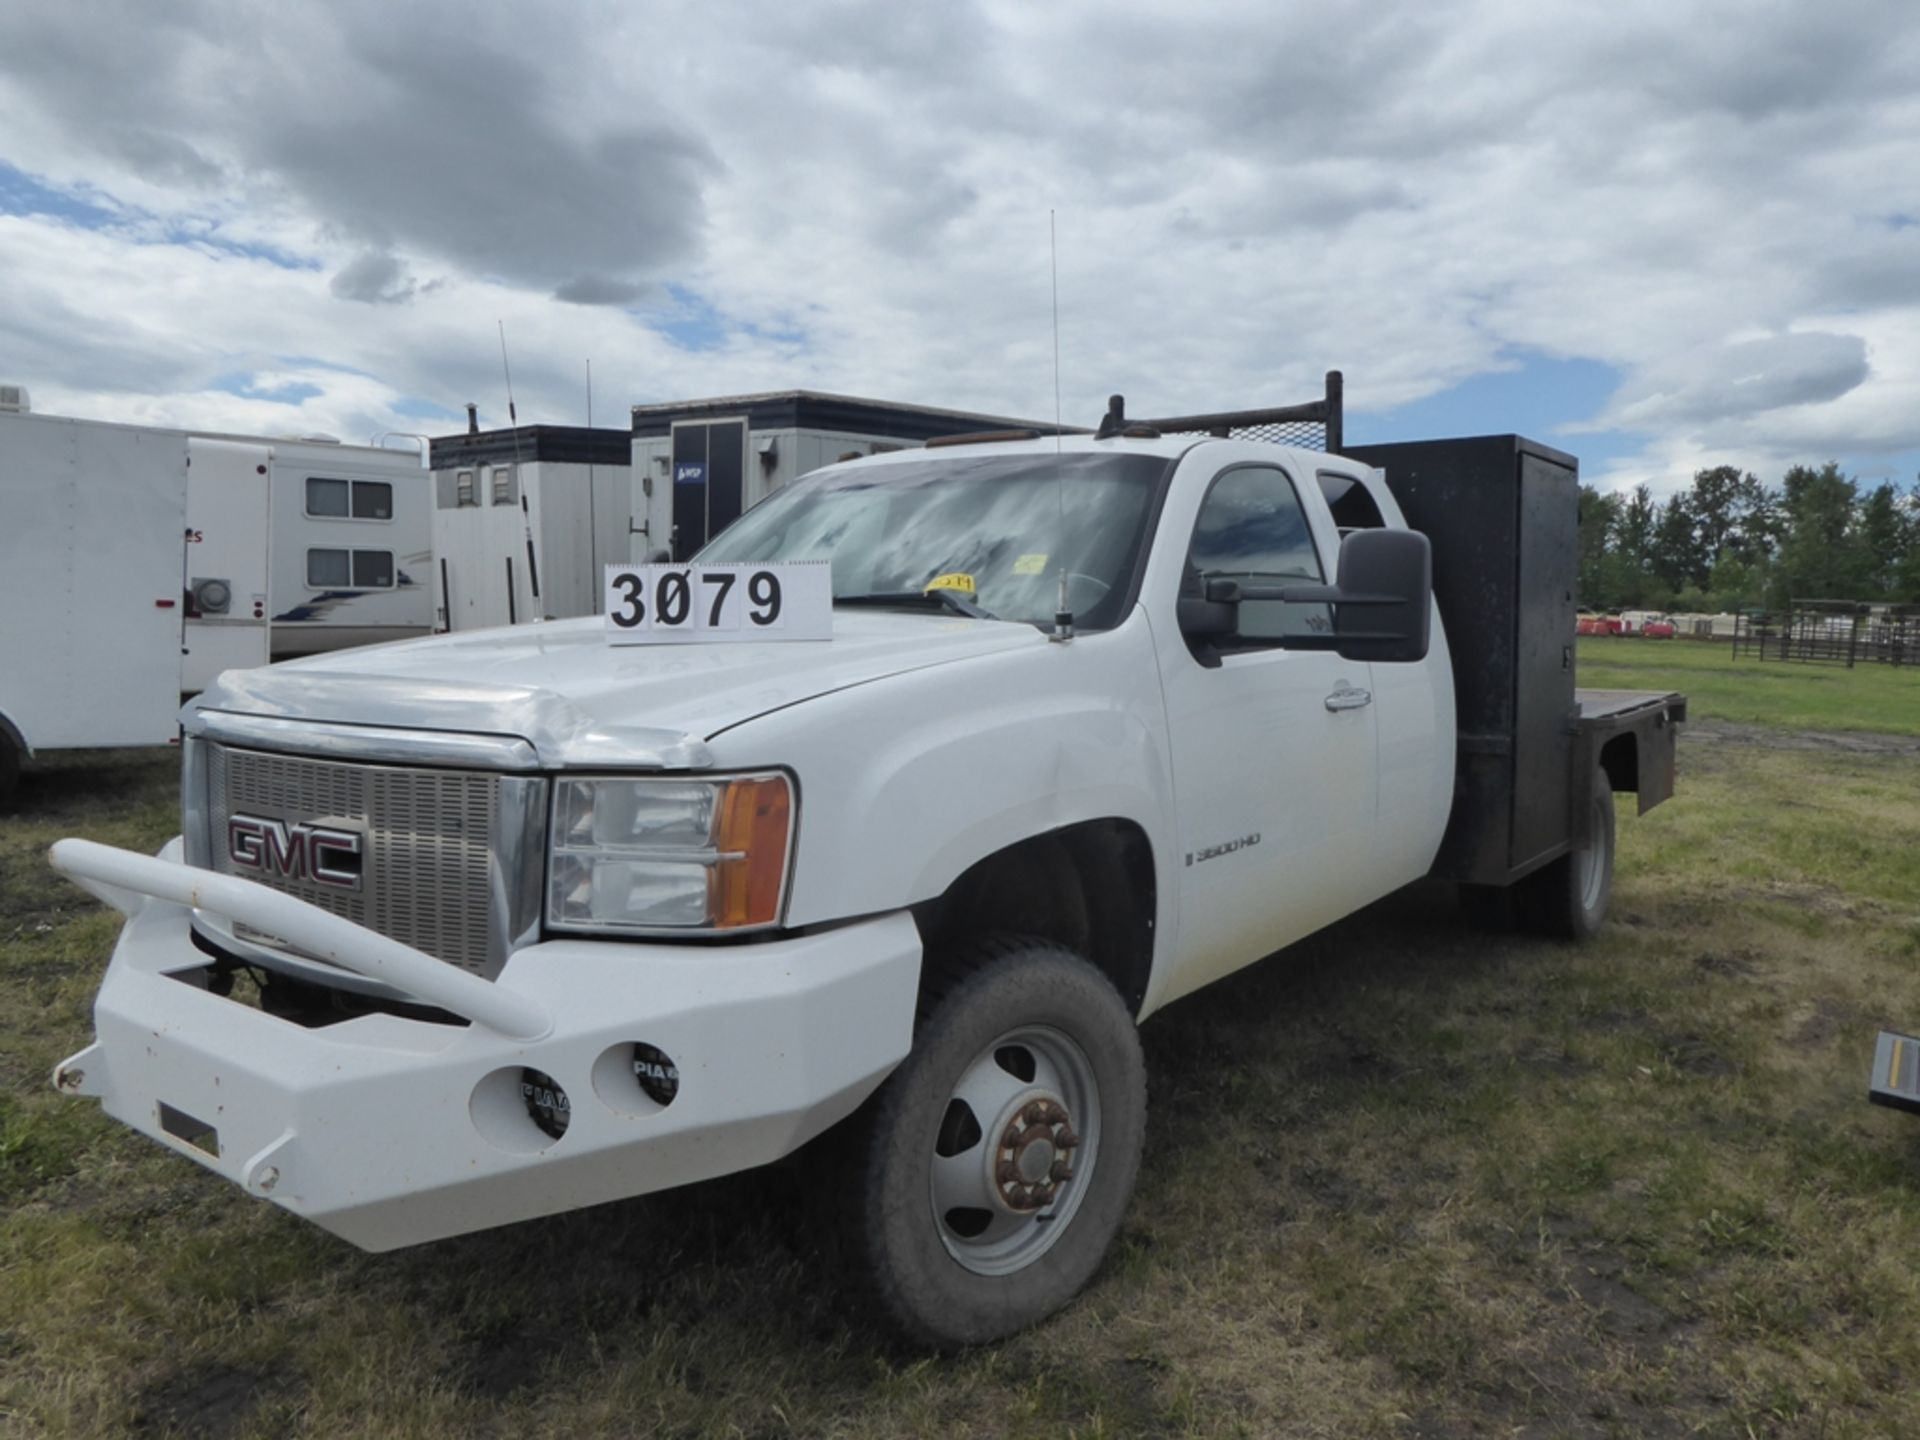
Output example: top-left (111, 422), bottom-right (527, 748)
top-left (834, 590), bottom-right (998, 621)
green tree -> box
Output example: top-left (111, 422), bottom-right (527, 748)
top-left (1612, 484), bottom-right (1658, 606)
top-left (1577, 485), bottom-right (1623, 607)
top-left (1650, 492), bottom-right (1702, 597)
top-left (1686, 464), bottom-right (1774, 566)
top-left (1857, 482), bottom-right (1907, 597)
top-left (1896, 484), bottom-right (1920, 603)
top-left (1772, 462), bottom-right (1861, 606)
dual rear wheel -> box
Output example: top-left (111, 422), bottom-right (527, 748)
top-left (1459, 766), bottom-right (1616, 939)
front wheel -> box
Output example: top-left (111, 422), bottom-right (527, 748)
top-left (842, 935), bottom-right (1146, 1347)
top-left (1519, 766), bottom-right (1616, 940)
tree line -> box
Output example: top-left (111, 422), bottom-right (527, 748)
top-left (1578, 464), bottom-right (1920, 614)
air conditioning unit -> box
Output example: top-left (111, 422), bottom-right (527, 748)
top-left (0, 384), bottom-right (29, 414)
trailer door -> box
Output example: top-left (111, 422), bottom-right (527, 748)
top-left (668, 418), bottom-right (747, 560)
top-left (0, 415), bottom-right (187, 752)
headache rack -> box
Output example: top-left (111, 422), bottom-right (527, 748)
top-left (1098, 371), bottom-right (1345, 451)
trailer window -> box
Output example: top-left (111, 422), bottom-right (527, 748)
top-left (306, 477), bottom-right (393, 520)
top-left (1187, 464), bottom-right (1330, 646)
top-left (305, 478), bottom-right (350, 517)
top-left (307, 548), bottom-right (395, 589)
top-left (491, 466), bottom-right (515, 505)
top-left (456, 470), bottom-right (477, 507)
top-left (352, 481), bottom-right (393, 519)
top-left (307, 548), bottom-right (351, 587)
top-left (352, 550), bottom-right (394, 588)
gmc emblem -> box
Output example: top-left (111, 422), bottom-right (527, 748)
top-left (227, 815), bottom-right (364, 890)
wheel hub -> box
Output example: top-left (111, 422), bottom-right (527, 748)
top-left (993, 1096), bottom-right (1080, 1211)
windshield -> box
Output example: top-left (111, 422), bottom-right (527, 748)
top-left (696, 451), bottom-right (1170, 631)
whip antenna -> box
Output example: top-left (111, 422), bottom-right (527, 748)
top-left (585, 357), bottom-right (597, 578)
top-left (496, 320), bottom-right (539, 606)
top-left (1050, 210), bottom-right (1073, 642)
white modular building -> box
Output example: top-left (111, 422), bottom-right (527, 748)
top-left (630, 391), bottom-right (1065, 561)
top-left (428, 426), bottom-right (632, 631)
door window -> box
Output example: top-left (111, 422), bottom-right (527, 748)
top-left (1187, 465), bottom-right (1329, 645)
top-left (1316, 471), bottom-right (1387, 531)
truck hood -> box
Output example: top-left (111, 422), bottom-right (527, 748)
top-left (187, 612), bottom-right (1046, 769)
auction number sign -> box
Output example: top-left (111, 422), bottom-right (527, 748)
top-left (603, 561), bottom-right (832, 644)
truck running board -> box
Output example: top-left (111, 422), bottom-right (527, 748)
top-left (1870, 1032), bottom-right (1920, 1115)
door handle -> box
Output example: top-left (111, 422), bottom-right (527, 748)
top-left (1325, 687), bottom-right (1372, 712)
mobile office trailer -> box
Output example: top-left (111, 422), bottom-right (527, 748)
top-left (427, 426), bottom-right (632, 631)
top-left (258, 436), bottom-right (433, 655)
top-left (630, 391), bottom-right (1068, 561)
top-left (0, 411), bottom-right (261, 798)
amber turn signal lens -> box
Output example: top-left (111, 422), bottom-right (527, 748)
top-left (712, 775), bottom-right (792, 928)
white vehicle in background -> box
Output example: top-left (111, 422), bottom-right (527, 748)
top-left (255, 434), bottom-right (432, 656)
top-left (0, 393), bottom-right (429, 799)
top-left (0, 409), bottom-right (270, 799)
top-left (51, 376), bottom-right (1685, 1346)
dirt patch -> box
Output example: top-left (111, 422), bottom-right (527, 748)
top-left (1683, 717), bottom-right (1920, 757)
top-left (1656, 1032), bottom-right (1738, 1078)
top-left (1789, 996), bottom-right (1867, 1050)
top-left (132, 1363), bottom-right (280, 1438)
top-left (1692, 948), bottom-right (1761, 980)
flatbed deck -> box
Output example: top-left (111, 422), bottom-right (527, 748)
top-left (1577, 689), bottom-right (1688, 725)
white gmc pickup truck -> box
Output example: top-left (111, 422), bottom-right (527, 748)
top-left (51, 379), bottom-right (1683, 1347)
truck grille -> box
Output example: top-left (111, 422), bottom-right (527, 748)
top-left (206, 744), bottom-right (506, 975)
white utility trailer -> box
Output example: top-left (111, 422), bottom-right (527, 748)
top-left (0, 411), bottom-right (250, 797)
top-left (630, 391), bottom-right (1062, 561)
top-left (427, 426), bottom-right (631, 631)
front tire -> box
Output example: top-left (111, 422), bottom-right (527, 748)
top-left (844, 935), bottom-right (1146, 1348)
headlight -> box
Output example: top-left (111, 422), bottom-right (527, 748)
top-left (546, 773), bottom-right (794, 935)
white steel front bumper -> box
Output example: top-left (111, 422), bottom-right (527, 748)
top-left (49, 838), bottom-right (921, 1252)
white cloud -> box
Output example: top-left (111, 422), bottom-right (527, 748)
top-left (1, 0), bottom-right (1918, 487)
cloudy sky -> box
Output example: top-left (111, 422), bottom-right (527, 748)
top-left (2, 0), bottom-right (1917, 496)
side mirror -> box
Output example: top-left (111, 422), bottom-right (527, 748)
top-left (1317, 527), bottom-right (1431, 664)
top-left (1179, 529), bottom-right (1432, 663)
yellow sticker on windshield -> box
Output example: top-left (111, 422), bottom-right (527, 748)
top-left (925, 571), bottom-right (977, 596)
top-left (1013, 553), bottom-right (1049, 576)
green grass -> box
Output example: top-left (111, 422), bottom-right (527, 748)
top-left (1579, 634), bottom-right (1920, 737)
top-left (5, 716), bottom-right (1920, 1435)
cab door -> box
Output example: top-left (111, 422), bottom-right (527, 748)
top-left (1154, 461), bottom-right (1379, 1001)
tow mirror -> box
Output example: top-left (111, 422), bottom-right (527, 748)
top-left (1178, 529), bottom-right (1432, 664)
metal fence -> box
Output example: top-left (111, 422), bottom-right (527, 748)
top-left (1733, 601), bottom-right (1920, 667)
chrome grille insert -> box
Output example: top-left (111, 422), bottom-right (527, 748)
top-left (205, 744), bottom-right (538, 978)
